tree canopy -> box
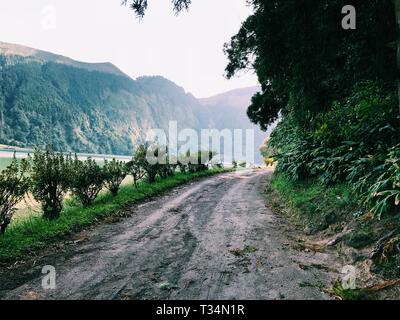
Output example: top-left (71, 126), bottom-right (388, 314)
top-left (224, 0), bottom-right (397, 130)
top-left (121, 0), bottom-right (191, 17)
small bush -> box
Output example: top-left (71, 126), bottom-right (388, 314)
top-left (139, 144), bottom-right (162, 183)
top-left (70, 157), bottom-right (105, 207)
top-left (177, 160), bottom-right (188, 173)
top-left (0, 156), bottom-right (30, 234)
top-left (103, 158), bottom-right (127, 196)
top-left (158, 153), bottom-right (175, 179)
top-left (187, 151), bottom-right (212, 173)
top-left (126, 147), bottom-right (146, 188)
top-left (30, 147), bottom-right (72, 220)
top-left (158, 163), bottom-right (175, 179)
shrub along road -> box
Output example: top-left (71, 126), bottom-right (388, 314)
top-left (0, 170), bottom-right (337, 300)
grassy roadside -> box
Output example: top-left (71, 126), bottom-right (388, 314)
top-left (267, 173), bottom-right (400, 299)
top-left (0, 168), bottom-right (228, 264)
top-left (269, 174), bottom-right (360, 234)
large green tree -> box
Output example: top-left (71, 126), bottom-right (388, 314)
top-left (224, 0), bottom-right (397, 130)
top-left (122, 0), bottom-right (191, 17)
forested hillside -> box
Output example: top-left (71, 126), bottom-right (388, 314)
top-left (0, 45), bottom-right (200, 155)
top-left (0, 42), bottom-right (265, 158)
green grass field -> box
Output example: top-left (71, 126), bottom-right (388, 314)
top-left (0, 157), bottom-right (13, 172)
top-left (0, 168), bottom-right (227, 264)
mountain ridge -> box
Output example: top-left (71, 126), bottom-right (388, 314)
top-left (0, 41), bottom-right (266, 162)
top-left (0, 41), bottom-right (128, 78)
top-left (199, 86), bottom-right (260, 107)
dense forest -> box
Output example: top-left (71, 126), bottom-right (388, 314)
top-left (0, 53), bottom-right (202, 155)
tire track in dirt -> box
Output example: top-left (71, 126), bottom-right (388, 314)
top-left (0, 170), bottom-right (335, 300)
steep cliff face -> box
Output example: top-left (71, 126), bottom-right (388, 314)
top-left (0, 42), bottom-right (200, 155)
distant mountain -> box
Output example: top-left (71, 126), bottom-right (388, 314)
top-left (0, 41), bottom-right (269, 162)
top-left (198, 86), bottom-right (261, 130)
top-left (0, 41), bottom-right (127, 77)
top-left (199, 87), bottom-right (261, 109)
top-left (198, 87), bottom-right (273, 163)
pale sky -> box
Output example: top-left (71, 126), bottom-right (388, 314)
top-left (0, 0), bottom-right (259, 98)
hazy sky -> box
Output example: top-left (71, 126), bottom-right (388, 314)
top-left (0, 0), bottom-right (259, 98)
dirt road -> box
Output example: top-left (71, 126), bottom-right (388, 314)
top-left (0, 170), bottom-right (335, 300)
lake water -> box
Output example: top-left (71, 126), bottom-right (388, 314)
top-left (0, 149), bottom-right (132, 171)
